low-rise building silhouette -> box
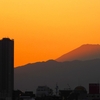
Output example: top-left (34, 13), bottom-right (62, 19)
top-left (36, 86), bottom-right (53, 97)
top-left (87, 83), bottom-right (100, 100)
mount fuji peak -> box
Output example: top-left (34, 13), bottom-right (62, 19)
top-left (56, 44), bottom-right (100, 62)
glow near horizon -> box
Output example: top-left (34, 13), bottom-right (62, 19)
top-left (0, 0), bottom-right (100, 67)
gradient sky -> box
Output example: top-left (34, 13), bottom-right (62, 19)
top-left (0, 0), bottom-right (100, 67)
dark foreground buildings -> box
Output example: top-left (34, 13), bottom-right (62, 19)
top-left (0, 38), bottom-right (14, 100)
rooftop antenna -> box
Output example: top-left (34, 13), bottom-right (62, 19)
top-left (78, 78), bottom-right (81, 86)
top-left (55, 83), bottom-right (59, 96)
top-left (67, 84), bottom-right (71, 90)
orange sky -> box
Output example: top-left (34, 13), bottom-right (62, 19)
top-left (0, 0), bottom-right (100, 67)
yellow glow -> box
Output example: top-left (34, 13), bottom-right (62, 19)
top-left (0, 0), bottom-right (100, 67)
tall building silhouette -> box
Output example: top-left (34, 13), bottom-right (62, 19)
top-left (0, 38), bottom-right (14, 100)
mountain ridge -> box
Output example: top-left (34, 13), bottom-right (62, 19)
top-left (56, 44), bottom-right (100, 62)
top-left (14, 58), bottom-right (100, 93)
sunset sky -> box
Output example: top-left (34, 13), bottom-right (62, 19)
top-left (0, 0), bottom-right (100, 67)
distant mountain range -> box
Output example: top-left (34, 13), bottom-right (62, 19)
top-left (14, 59), bottom-right (100, 93)
top-left (56, 44), bottom-right (100, 61)
top-left (14, 44), bottom-right (100, 93)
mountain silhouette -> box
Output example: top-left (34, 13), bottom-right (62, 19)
top-left (14, 59), bottom-right (100, 93)
top-left (56, 44), bottom-right (100, 62)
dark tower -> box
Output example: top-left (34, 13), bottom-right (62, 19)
top-left (0, 38), bottom-right (14, 100)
